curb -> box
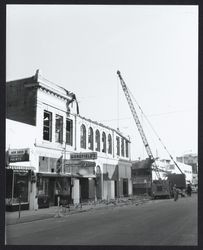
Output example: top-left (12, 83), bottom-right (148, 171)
top-left (6, 198), bottom-right (151, 226)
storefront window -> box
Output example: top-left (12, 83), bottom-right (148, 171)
top-left (80, 124), bottom-right (86, 149)
top-left (56, 178), bottom-right (71, 196)
top-left (6, 170), bottom-right (29, 205)
top-left (13, 172), bottom-right (29, 203)
top-left (95, 130), bottom-right (100, 151)
top-left (66, 118), bottom-right (73, 145)
top-left (55, 115), bottom-right (63, 143)
top-left (102, 132), bottom-right (106, 153)
top-left (88, 127), bottom-right (94, 150)
top-left (43, 111), bottom-right (52, 141)
top-left (37, 177), bottom-right (49, 196)
top-left (108, 134), bottom-right (112, 154)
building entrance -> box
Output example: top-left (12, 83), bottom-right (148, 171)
top-left (80, 178), bottom-right (89, 202)
top-left (123, 178), bottom-right (128, 197)
top-left (48, 178), bottom-right (55, 206)
top-left (115, 181), bottom-right (118, 198)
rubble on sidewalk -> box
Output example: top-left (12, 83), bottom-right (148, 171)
top-left (6, 195), bottom-right (151, 225)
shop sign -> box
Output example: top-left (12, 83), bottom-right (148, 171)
top-left (65, 160), bottom-right (96, 168)
top-left (70, 152), bottom-right (97, 160)
top-left (8, 148), bottom-right (30, 162)
top-left (65, 160), bottom-right (81, 166)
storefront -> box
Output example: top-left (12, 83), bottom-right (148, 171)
top-left (37, 173), bottom-right (72, 208)
top-left (37, 157), bottom-right (97, 207)
top-left (117, 160), bottom-right (132, 197)
top-left (6, 166), bottom-right (34, 211)
top-left (64, 158), bottom-right (97, 203)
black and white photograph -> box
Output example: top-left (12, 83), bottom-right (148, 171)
top-left (4, 4), bottom-right (198, 245)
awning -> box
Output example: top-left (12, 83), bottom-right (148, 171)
top-left (6, 165), bottom-right (35, 172)
top-left (37, 172), bottom-right (72, 178)
top-left (75, 173), bottom-right (96, 179)
top-left (37, 172), bottom-right (96, 179)
top-left (118, 160), bottom-right (132, 167)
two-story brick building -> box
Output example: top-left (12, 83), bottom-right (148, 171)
top-left (6, 70), bottom-right (132, 211)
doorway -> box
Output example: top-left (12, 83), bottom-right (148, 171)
top-left (123, 179), bottom-right (128, 197)
top-left (80, 178), bottom-right (89, 202)
top-left (48, 178), bottom-right (55, 206)
top-left (114, 181), bottom-right (118, 198)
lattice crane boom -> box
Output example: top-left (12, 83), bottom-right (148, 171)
top-left (117, 70), bottom-right (163, 180)
top-left (117, 70), bottom-right (155, 162)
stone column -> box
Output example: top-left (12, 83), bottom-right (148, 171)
top-left (29, 182), bottom-right (38, 210)
top-left (72, 178), bottom-right (80, 205)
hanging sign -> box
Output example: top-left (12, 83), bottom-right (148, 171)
top-left (70, 152), bottom-right (97, 160)
top-left (8, 148), bottom-right (30, 162)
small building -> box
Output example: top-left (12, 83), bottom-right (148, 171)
top-left (131, 158), bottom-right (152, 195)
top-left (6, 70), bottom-right (132, 211)
top-left (176, 153), bottom-right (198, 186)
top-left (157, 158), bottom-right (193, 184)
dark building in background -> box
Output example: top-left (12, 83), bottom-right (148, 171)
top-left (132, 158), bottom-right (152, 195)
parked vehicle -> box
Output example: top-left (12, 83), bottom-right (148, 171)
top-left (167, 173), bottom-right (186, 197)
top-left (151, 180), bottom-right (171, 199)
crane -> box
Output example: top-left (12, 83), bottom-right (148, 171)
top-left (117, 70), bottom-right (161, 179)
top-left (117, 70), bottom-right (184, 177)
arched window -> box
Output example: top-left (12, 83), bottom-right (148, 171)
top-left (88, 127), bottom-right (94, 150)
top-left (108, 134), bottom-right (112, 154)
top-left (116, 136), bottom-right (120, 156)
top-left (95, 130), bottom-right (100, 151)
top-left (80, 124), bottom-right (86, 149)
top-left (121, 138), bottom-right (125, 157)
top-left (125, 140), bottom-right (129, 157)
top-left (102, 132), bottom-right (106, 153)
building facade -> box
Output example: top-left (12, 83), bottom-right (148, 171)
top-left (6, 70), bottom-right (132, 211)
top-left (176, 154), bottom-right (198, 186)
top-left (157, 159), bottom-right (193, 184)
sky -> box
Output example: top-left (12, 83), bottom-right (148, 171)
top-left (6, 5), bottom-right (198, 160)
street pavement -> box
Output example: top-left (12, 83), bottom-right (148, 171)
top-left (5, 195), bottom-right (150, 225)
top-left (5, 194), bottom-right (197, 245)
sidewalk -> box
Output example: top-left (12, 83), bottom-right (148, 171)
top-left (5, 195), bottom-right (151, 225)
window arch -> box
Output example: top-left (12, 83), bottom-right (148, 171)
top-left (88, 127), bottom-right (94, 150)
top-left (108, 134), bottom-right (112, 154)
top-left (80, 124), bottom-right (86, 149)
top-left (116, 136), bottom-right (120, 156)
top-left (121, 138), bottom-right (125, 157)
top-left (102, 132), bottom-right (106, 153)
top-left (125, 140), bottom-right (129, 157)
top-left (95, 130), bottom-right (100, 151)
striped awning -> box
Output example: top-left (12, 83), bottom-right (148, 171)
top-left (6, 165), bottom-right (35, 172)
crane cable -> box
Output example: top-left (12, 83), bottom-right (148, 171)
top-left (127, 86), bottom-right (184, 175)
top-left (117, 72), bottom-right (161, 180)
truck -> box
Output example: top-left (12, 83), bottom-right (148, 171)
top-left (151, 179), bottom-right (171, 199)
top-left (151, 174), bottom-right (186, 199)
top-left (167, 173), bottom-right (186, 197)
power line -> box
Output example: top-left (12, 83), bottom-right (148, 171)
top-left (97, 108), bottom-right (195, 123)
top-left (127, 86), bottom-right (184, 175)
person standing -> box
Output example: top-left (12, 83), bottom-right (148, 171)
top-left (187, 183), bottom-right (192, 197)
top-left (173, 184), bottom-right (179, 201)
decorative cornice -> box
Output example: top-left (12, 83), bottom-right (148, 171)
top-left (38, 85), bottom-right (69, 101)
